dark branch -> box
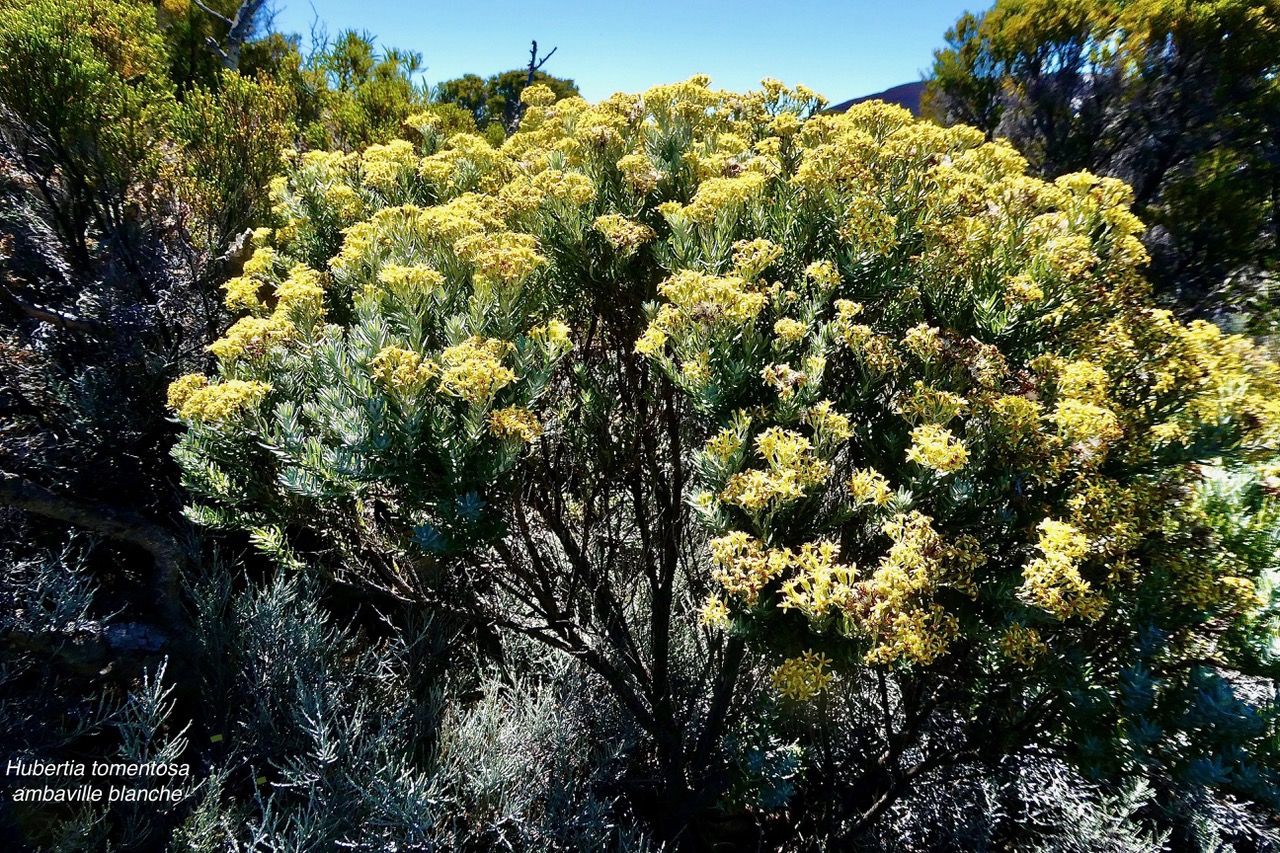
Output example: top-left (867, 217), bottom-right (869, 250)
top-left (0, 472), bottom-right (186, 629)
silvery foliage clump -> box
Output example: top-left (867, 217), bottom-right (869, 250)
top-left (173, 558), bottom-right (661, 852)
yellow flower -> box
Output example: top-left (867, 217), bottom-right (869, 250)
top-left (530, 318), bottom-right (573, 352)
top-left (905, 424), bottom-right (969, 473)
top-left (1004, 273), bottom-right (1044, 305)
top-left (902, 323), bottom-right (944, 361)
top-left (705, 426), bottom-right (744, 461)
top-left (681, 352), bottom-right (712, 385)
top-left (488, 406), bottom-right (543, 442)
top-left (896, 382), bottom-right (967, 425)
top-left (635, 326), bottom-right (667, 357)
top-left (593, 214), bottom-right (654, 252)
top-left (437, 336), bottom-right (516, 403)
top-left (370, 346), bottom-right (437, 393)
top-left (847, 468), bottom-right (892, 507)
top-left (1018, 518), bottom-right (1105, 621)
top-left (708, 531), bottom-right (779, 602)
top-left (767, 111), bottom-right (801, 138)
top-left (169, 378), bottom-right (270, 422)
top-left (771, 651), bottom-right (832, 701)
top-left (222, 276), bottom-right (262, 312)
top-left (683, 173), bottom-right (766, 224)
top-left (273, 264), bottom-right (326, 318)
top-left (698, 593), bottom-right (731, 629)
top-left (377, 264), bottom-right (444, 294)
top-left (731, 238), bottom-right (783, 278)
top-left (805, 260), bottom-right (841, 288)
top-left (658, 270), bottom-right (767, 324)
top-left (1000, 624), bottom-right (1048, 667)
top-left (167, 373), bottom-right (210, 412)
top-left (778, 541), bottom-right (858, 617)
top-left (454, 231), bottom-right (546, 288)
top-left (760, 362), bottom-right (807, 396)
top-left (617, 152), bottom-right (660, 194)
top-left (773, 318), bottom-right (808, 345)
top-left (361, 139), bottom-right (419, 191)
top-left (520, 83), bottom-right (557, 106)
top-left (532, 169), bottom-right (596, 205)
top-left (208, 316), bottom-right (293, 363)
top-left (805, 400), bottom-right (852, 442)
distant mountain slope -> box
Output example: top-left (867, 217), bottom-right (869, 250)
top-left (828, 80), bottom-right (926, 116)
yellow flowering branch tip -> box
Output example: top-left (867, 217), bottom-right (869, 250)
top-left (771, 651), bottom-right (833, 701)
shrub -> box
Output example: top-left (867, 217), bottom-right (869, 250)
top-left (171, 77), bottom-right (1280, 843)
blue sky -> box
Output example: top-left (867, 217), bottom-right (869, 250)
top-left (269, 0), bottom-right (982, 104)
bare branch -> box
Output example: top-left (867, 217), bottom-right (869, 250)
top-left (0, 283), bottom-right (105, 334)
top-left (0, 472), bottom-right (186, 629)
top-left (191, 0), bottom-right (234, 27)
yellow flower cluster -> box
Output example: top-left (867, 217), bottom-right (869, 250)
top-left (616, 152), bottom-right (660, 194)
top-left (437, 336), bottom-right (516, 403)
top-left (531, 169), bottom-right (596, 205)
top-left (657, 270), bottom-right (767, 325)
top-left (760, 362), bottom-right (808, 397)
top-left (1051, 399), bottom-right (1123, 450)
top-left (274, 264), bottom-right (326, 318)
top-left (1018, 519), bottom-right (1106, 621)
top-left (854, 511), bottom-right (962, 665)
top-left (487, 406), bottom-right (543, 442)
top-left (361, 139), bottom-right (418, 191)
top-left (773, 318), bottom-right (808, 345)
top-left (999, 624), bottom-right (1048, 667)
top-left (377, 264), bottom-right (444, 295)
top-left (991, 395), bottom-right (1044, 439)
top-left (418, 133), bottom-right (504, 194)
top-left (720, 428), bottom-right (828, 513)
top-left (221, 246), bottom-right (281, 312)
top-left (698, 592), bottom-right (731, 628)
top-left (731, 238), bottom-right (784, 278)
top-left (804, 260), bottom-right (841, 288)
top-left (804, 400), bottom-right (852, 442)
top-left (705, 425), bottom-right (745, 461)
top-left (370, 346), bottom-right (437, 394)
top-left (838, 194), bottom-right (898, 254)
top-left (905, 424), bottom-right (969, 473)
top-left (777, 541), bottom-right (858, 618)
top-left (680, 352), bottom-right (712, 385)
top-left (454, 231), bottom-right (546, 288)
top-left (896, 382), bottom-right (967, 425)
top-left (167, 375), bottom-right (270, 422)
top-left (847, 468), bottom-right (893, 507)
top-left (835, 319), bottom-right (899, 374)
top-left (902, 323), bottom-right (944, 361)
top-left (1004, 273), bottom-right (1045, 305)
top-left (529, 318), bottom-right (573, 350)
top-left (679, 173), bottom-right (767, 224)
top-left (771, 651), bottom-right (832, 701)
top-left (708, 531), bottom-right (780, 603)
top-left (208, 315), bottom-right (293, 362)
top-left (634, 326), bottom-right (667, 357)
top-left (592, 214), bottom-right (654, 252)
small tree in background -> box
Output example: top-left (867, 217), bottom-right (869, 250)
top-left (436, 64), bottom-right (579, 140)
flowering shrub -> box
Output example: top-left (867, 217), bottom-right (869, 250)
top-left (172, 76), bottom-right (1280, 829)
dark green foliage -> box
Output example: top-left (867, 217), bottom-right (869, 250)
top-left (436, 67), bottom-right (580, 137)
top-left (295, 29), bottom-right (429, 150)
